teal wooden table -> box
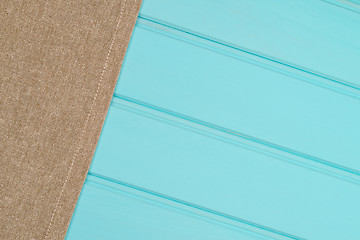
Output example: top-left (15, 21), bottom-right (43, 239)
top-left (66, 1), bottom-right (360, 239)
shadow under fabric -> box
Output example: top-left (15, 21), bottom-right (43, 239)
top-left (0, 0), bottom-right (141, 239)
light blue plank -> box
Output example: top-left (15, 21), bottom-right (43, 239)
top-left (68, 1), bottom-right (360, 239)
top-left (87, 101), bottom-right (360, 240)
top-left (66, 175), bottom-right (274, 240)
top-left (140, 0), bottom-right (360, 86)
top-left (115, 24), bottom-right (360, 173)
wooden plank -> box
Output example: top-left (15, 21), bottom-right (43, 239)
top-left (66, 175), bottom-right (272, 240)
top-left (140, 0), bottom-right (360, 86)
top-left (86, 101), bottom-right (360, 240)
top-left (115, 24), bottom-right (360, 173)
top-left (68, 1), bottom-right (360, 239)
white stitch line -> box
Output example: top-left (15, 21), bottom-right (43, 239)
top-left (43, 1), bottom-right (128, 238)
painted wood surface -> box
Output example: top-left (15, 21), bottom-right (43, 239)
top-left (66, 1), bottom-right (360, 239)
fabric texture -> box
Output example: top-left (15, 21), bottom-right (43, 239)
top-left (0, 0), bottom-right (141, 239)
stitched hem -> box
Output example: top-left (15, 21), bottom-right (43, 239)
top-left (43, 1), bottom-right (128, 238)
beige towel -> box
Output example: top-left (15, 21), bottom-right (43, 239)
top-left (0, 0), bottom-right (141, 239)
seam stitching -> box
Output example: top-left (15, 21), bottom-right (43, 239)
top-left (43, 1), bottom-right (128, 238)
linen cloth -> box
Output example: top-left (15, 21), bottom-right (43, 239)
top-left (0, 1), bottom-right (141, 239)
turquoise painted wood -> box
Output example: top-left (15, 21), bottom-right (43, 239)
top-left (66, 1), bottom-right (360, 239)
